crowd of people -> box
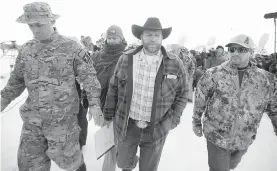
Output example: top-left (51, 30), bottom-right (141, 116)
top-left (1, 2), bottom-right (277, 171)
top-left (81, 32), bottom-right (277, 93)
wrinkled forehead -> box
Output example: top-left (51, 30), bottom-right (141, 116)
top-left (143, 29), bottom-right (162, 35)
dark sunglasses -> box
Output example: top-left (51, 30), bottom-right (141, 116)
top-left (228, 47), bottom-right (249, 53)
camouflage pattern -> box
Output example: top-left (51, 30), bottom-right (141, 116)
top-left (16, 2), bottom-right (60, 24)
top-left (1, 32), bottom-right (101, 170)
top-left (179, 51), bottom-right (195, 102)
top-left (18, 115), bottom-right (82, 171)
top-left (193, 61), bottom-right (277, 150)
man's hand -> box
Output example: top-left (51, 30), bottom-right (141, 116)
top-left (193, 125), bottom-right (203, 137)
top-left (88, 106), bottom-right (104, 126)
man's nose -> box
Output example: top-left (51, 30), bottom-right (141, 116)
top-left (150, 36), bottom-right (156, 41)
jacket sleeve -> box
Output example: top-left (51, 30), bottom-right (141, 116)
top-left (192, 69), bottom-right (215, 127)
top-left (103, 55), bottom-right (124, 121)
top-left (266, 76), bottom-right (277, 136)
top-left (73, 48), bottom-right (101, 107)
top-left (1, 51), bottom-right (26, 111)
top-left (170, 58), bottom-right (190, 129)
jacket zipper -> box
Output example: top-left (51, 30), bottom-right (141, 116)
top-left (228, 70), bottom-right (244, 148)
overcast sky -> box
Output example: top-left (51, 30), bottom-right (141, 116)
top-left (0, 0), bottom-right (276, 52)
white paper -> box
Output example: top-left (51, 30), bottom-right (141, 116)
top-left (94, 121), bottom-right (115, 160)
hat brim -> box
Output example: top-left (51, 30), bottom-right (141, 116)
top-left (131, 24), bottom-right (172, 40)
top-left (16, 14), bottom-right (60, 24)
top-left (225, 42), bottom-right (255, 49)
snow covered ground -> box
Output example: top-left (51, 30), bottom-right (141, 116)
top-left (1, 56), bottom-right (277, 171)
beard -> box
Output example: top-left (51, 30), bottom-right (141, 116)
top-left (142, 42), bottom-right (161, 54)
top-left (230, 56), bottom-right (249, 68)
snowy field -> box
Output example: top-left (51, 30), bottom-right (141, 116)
top-left (1, 56), bottom-right (277, 171)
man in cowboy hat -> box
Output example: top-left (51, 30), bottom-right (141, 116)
top-left (193, 34), bottom-right (277, 171)
top-left (103, 17), bottom-right (190, 171)
top-left (0, 2), bottom-right (102, 171)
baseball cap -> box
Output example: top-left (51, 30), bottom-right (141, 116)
top-left (225, 34), bottom-right (256, 49)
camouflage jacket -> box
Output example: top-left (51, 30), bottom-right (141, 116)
top-left (193, 61), bottom-right (277, 150)
top-left (1, 32), bottom-right (101, 123)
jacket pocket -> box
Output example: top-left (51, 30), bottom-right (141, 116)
top-left (154, 108), bottom-right (175, 137)
top-left (161, 77), bottom-right (179, 97)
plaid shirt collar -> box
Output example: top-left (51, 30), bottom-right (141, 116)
top-left (138, 48), bottom-right (162, 65)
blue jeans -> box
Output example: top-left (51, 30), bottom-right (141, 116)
top-left (116, 118), bottom-right (168, 171)
top-left (207, 141), bottom-right (248, 171)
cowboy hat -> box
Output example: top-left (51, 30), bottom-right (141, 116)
top-left (132, 17), bottom-right (172, 40)
top-left (16, 2), bottom-right (60, 24)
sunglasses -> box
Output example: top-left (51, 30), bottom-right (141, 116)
top-left (228, 47), bottom-right (250, 53)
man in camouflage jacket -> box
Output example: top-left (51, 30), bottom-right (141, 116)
top-left (0, 2), bottom-right (101, 171)
top-left (193, 34), bottom-right (277, 171)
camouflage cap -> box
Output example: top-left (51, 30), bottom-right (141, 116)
top-left (16, 2), bottom-right (60, 24)
top-left (225, 34), bottom-right (256, 49)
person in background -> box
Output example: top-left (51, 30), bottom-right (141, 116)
top-left (171, 44), bottom-right (195, 102)
top-left (86, 25), bottom-right (127, 171)
top-left (204, 45), bottom-right (226, 70)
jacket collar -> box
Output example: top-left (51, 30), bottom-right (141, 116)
top-left (221, 60), bottom-right (258, 74)
top-left (126, 45), bottom-right (176, 60)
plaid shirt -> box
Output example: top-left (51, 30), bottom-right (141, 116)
top-left (104, 46), bottom-right (190, 141)
top-left (129, 50), bottom-right (162, 122)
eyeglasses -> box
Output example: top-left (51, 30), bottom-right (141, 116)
top-left (228, 47), bottom-right (249, 53)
